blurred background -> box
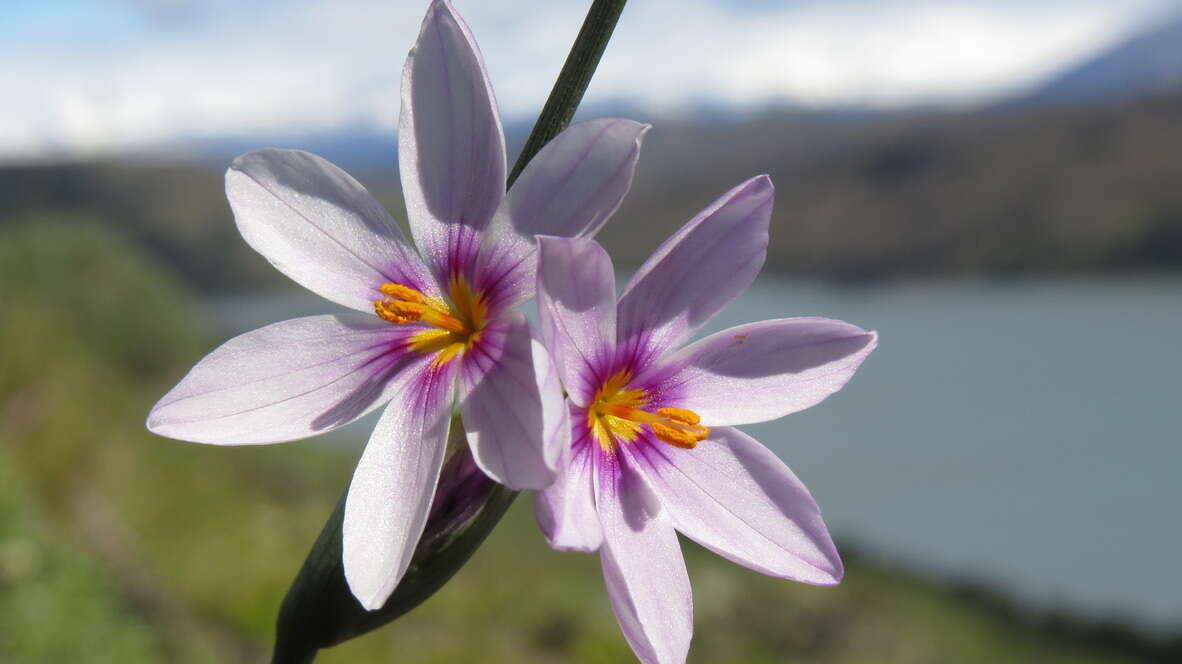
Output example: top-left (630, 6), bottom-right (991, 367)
top-left (2, 0), bottom-right (1181, 662)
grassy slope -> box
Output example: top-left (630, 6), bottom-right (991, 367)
top-left (0, 222), bottom-right (1161, 662)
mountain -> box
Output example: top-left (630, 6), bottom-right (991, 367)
top-left (4, 88), bottom-right (1182, 291)
top-left (1016, 12), bottom-right (1182, 106)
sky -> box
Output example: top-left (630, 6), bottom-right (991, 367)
top-left (2, 0), bottom-right (1180, 161)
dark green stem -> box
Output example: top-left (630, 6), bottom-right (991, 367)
top-left (508, 0), bottom-right (629, 187)
top-left (271, 1), bottom-right (627, 661)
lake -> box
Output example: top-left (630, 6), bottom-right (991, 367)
top-left (204, 274), bottom-right (1182, 633)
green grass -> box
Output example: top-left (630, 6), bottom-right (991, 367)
top-left (0, 221), bottom-right (1167, 662)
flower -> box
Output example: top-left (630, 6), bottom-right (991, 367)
top-left (147, 0), bottom-right (648, 610)
top-left (533, 176), bottom-right (877, 664)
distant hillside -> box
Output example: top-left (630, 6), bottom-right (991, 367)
top-left (2, 91), bottom-right (1181, 291)
top-left (1016, 13), bottom-right (1182, 107)
top-left (605, 91), bottom-right (1182, 280)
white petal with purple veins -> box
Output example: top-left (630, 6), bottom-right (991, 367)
top-left (597, 454), bottom-right (692, 664)
top-left (641, 426), bottom-right (843, 585)
top-left (617, 175), bottom-right (773, 354)
top-left (476, 119), bottom-right (649, 307)
top-left (342, 359), bottom-right (458, 611)
top-left (226, 149), bottom-right (434, 312)
top-left (400, 0), bottom-right (506, 280)
top-left (460, 312), bottom-right (566, 489)
top-left (661, 318), bottom-right (877, 426)
top-left (147, 314), bottom-right (413, 445)
top-left (536, 236), bottom-right (618, 406)
top-left (536, 436), bottom-right (601, 552)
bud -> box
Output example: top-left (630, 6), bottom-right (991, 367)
top-left (271, 419), bottom-right (516, 663)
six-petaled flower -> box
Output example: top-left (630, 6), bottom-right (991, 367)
top-left (534, 176), bottom-right (877, 664)
top-left (147, 0), bottom-right (648, 610)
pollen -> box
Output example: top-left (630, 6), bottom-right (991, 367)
top-left (589, 372), bottom-right (709, 451)
top-left (375, 282), bottom-right (467, 334)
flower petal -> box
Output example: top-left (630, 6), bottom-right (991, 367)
top-left (474, 119), bottom-right (649, 307)
top-left (342, 359), bottom-right (458, 610)
top-left (147, 314), bottom-right (414, 445)
top-left (660, 318), bottom-right (877, 426)
top-left (639, 426), bottom-right (843, 585)
top-left (510, 118), bottom-right (648, 239)
top-left (597, 451), bottom-right (692, 664)
top-left (536, 236), bottom-right (618, 407)
top-left (226, 149), bottom-right (434, 312)
top-left (536, 428), bottom-right (601, 552)
top-left (617, 175), bottom-right (773, 354)
top-left (459, 312), bottom-right (567, 489)
top-left (399, 0), bottom-right (506, 280)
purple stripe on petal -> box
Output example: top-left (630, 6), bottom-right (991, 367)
top-left (470, 238), bottom-right (534, 319)
top-left (400, 0), bottom-right (506, 281)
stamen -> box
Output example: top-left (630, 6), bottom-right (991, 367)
top-left (656, 408), bottom-right (700, 425)
top-left (592, 394), bottom-right (709, 450)
top-left (378, 283), bottom-right (424, 303)
top-left (650, 422), bottom-right (705, 449)
top-left (375, 299), bottom-right (427, 324)
top-left (374, 282), bottom-right (467, 334)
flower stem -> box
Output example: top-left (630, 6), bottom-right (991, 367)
top-left (271, 2), bottom-right (628, 662)
top-left (508, 0), bottom-right (629, 187)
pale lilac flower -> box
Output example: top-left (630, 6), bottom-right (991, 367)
top-left (147, 0), bottom-right (647, 610)
top-left (534, 176), bottom-right (877, 664)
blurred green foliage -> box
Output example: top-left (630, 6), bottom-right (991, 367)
top-left (0, 221), bottom-right (1166, 662)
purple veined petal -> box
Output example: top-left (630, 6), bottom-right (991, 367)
top-left (536, 236), bottom-right (618, 407)
top-left (638, 426), bottom-right (843, 585)
top-left (459, 312), bottom-right (567, 489)
top-left (399, 0), bottom-right (507, 281)
top-left (146, 314), bottom-right (416, 445)
top-left (617, 175), bottom-right (773, 355)
top-left (474, 119), bottom-right (650, 309)
top-left (342, 358), bottom-right (459, 610)
top-left (597, 449), bottom-right (693, 664)
top-left (226, 149), bottom-right (436, 312)
top-left (536, 424), bottom-right (601, 552)
top-left (658, 318), bottom-right (877, 426)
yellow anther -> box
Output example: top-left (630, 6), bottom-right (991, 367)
top-left (378, 283), bottom-right (424, 303)
top-left (650, 422), bottom-right (704, 449)
top-left (374, 282), bottom-right (467, 334)
top-left (375, 299), bottom-right (427, 324)
top-left (656, 408), bottom-right (700, 426)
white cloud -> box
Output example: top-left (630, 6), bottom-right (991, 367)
top-left (0, 0), bottom-right (1176, 160)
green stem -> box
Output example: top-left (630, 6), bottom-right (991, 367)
top-left (271, 2), bottom-right (627, 661)
top-left (508, 0), bottom-right (629, 187)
